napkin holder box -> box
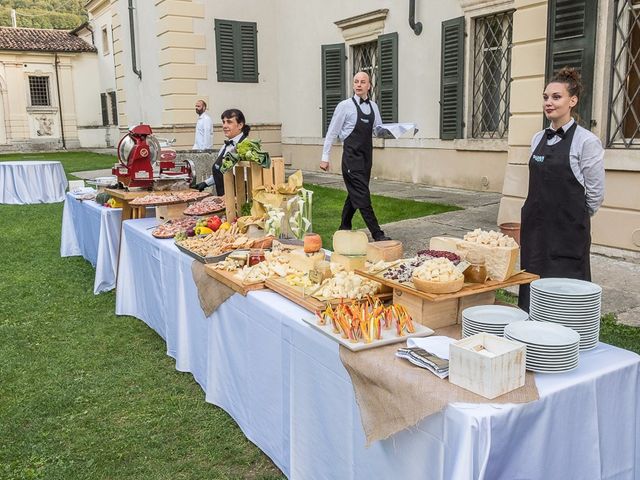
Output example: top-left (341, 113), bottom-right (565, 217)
top-left (449, 333), bottom-right (525, 399)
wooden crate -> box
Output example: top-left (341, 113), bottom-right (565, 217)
top-left (223, 157), bottom-right (285, 222)
top-left (156, 202), bottom-right (187, 222)
top-left (449, 333), bottom-right (526, 399)
top-left (393, 289), bottom-right (495, 330)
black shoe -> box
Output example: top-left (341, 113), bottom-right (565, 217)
top-left (373, 235), bottom-right (392, 242)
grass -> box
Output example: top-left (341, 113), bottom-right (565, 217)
top-left (0, 151), bottom-right (116, 179)
top-left (1, 152), bottom-right (638, 479)
top-left (304, 183), bottom-right (461, 246)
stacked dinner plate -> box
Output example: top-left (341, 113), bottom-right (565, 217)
top-left (529, 278), bottom-right (602, 351)
top-left (461, 305), bottom-right (529, 338)
top-left (504, 321), bottom-right (580, 373)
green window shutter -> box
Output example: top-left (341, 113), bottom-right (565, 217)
top-left (321, 43), bottom-right (346, 136)
top-left (108, 91), bottom-right (118, 125)
top-left (100, 93), bottom-right (109, 126)
top-left (215, 19), bottom-right (259, 83)
top-left (378, 32), bottom-right (398, 123)
top-left (440, 16), bottom-right (465, 140)
top-left (546, 0), bottom-right (597, 127)
top-left (238, 22), bottom-right (258, 82)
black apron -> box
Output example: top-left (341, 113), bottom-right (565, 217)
top-left (212, 133), bottom-right (247, 195)
top-left (518, 122), bottom-right (591, 310)
top-left (342, 98), bottom-right (374, 209)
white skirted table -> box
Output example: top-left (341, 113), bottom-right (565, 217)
top-left (115, 217), bottom-right (640, 480)
top-left (60, 192), bottom-right (122, 294)
top-left (0, 160), bottom-right (68, 204)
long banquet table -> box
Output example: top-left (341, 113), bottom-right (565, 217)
top-left (60, 192), bottom-right (121, 294)
top-left (0, 160), bottom-right (68, 204)
top-left (116, 217), bottom-right (640, 480)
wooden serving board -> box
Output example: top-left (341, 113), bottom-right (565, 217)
top-left (355, 269), bottom-right (539, 303)
top-left (265, 276), bottom-right (392, 312)
top-left (204, 265), bottom-right (266, 296)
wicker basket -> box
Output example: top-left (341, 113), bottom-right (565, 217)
top-left (412, 275), bottom-right (464, 294)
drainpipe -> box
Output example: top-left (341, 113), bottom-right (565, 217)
top-left (409, 0), bottom-right (423, 35)
top-left (54, 53), bottom-right (66, 150)
top-left (128, 0), bottom-right (142, 79)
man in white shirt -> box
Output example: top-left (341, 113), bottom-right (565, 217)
top-left (193, 99), bottom-right (213, 150)
top-left (320, 71), bottom-right (390, 241)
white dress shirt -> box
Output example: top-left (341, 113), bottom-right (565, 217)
top-left (193, 111), bottom-right (213, 150)
top-left (531, 118), bottom-right (605, 215)
top-left (204, 132), bottom-right (244, 186)
top-left (321, 95), bottom-right (383, 162)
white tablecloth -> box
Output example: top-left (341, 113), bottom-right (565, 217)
top-left (0, 160), bottom-right (68, 204)
top-left (60, 193), bottom-right (121, 294)
top-left (116, 218), bottom-right (640, 480)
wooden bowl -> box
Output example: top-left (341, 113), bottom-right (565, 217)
top-left (412, 275), bottom-right (464, 294)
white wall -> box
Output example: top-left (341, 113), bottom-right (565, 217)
top-left (116, 0), bottom-right (163, 126)
top-left (195, 1), bottom-right (281, 125)
top-left (276, 0), bottom-right (463, 141)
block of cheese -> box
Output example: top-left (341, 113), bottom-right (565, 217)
top-left (333, 230), bottom-right (369, 256)
top-left (330, 252), bottom-right (366, 272)
top-left (287, 249), bottom-right (326, 273)
top-left (455, 240), bottom-right (519, 282)
top-left (428, 236), bottom-right (461, 254)
top-left (366, 240), bottom-right (403, 262)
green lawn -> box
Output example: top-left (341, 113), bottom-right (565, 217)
top-left (0, 151), bottom-right (117, 179)
top-left (1, 152), bottom-right (638, 479)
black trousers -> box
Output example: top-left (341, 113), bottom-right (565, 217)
top-left (339, 193), bottom-right (383, 238)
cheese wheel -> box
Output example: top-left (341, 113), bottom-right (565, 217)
top-left (288, 249), bottom-right (326, 273)
top-left (303, 233), bottom-right (322, 253)
top-left (428, 236), bottom-right (460, 254)
top-left (455, 240), bottom-right (519, 282)
top-left (366, 240), bottom-right (403, 262)
top-left (332, 230), bottom-right (369, 255)
top-left (330, 253), bottom-right (366, 271)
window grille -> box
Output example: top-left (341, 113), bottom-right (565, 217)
top-left (471, 11), bottom-right (514, 139)
top-left (608, 0), bottom-right (640, 148)
top-left (352, 41), bottom-right (379, 102)
top-left (29, 76), bottom-right (51, 107)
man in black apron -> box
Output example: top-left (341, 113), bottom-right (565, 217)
top-left (320, 72), bottom-right (389, 241)
top-left (518, 122), bottom-right (590, 311)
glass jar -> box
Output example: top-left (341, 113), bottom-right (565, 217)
top-left (248, 248), bottom-right (266, 267)
top-left (463, 252), bottom-right (487, 283)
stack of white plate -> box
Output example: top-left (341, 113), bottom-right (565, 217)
top-left (504, 321), bottom-right (580, 373)
top-left (461, 305), bottom-right (529, 338)
top-left (529, 278), bottom-right (602, 351)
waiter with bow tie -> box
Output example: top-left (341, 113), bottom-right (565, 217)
top-left (320, 71), bottom-right (390, 241)
top-left (196, 108), bottom-right (251, 195)
top-left (518, 67), bottom-right (605, 311)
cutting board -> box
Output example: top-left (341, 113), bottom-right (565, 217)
top-left (356, 269), bottom-right (539, 303)
top-left (265, 276), bottom-right (392, 312)
top-left (204, 265), bottom-right (266, 296)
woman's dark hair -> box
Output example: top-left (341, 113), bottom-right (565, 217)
top-left (549, 67), bottom-right (583, 113)
top-left (221, 108), bottom-right (251, 136)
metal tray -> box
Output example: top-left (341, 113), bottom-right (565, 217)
top-left (175, 242), bottom-right (233, 264)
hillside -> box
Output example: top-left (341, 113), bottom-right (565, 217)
top-left (0, 0), bottom-right (87, 30)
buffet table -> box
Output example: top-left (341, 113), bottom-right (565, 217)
top-left (60, 193), bottom-right (121, 294)
top-left (0, 160), bottom-right (68, 204)
top-left (116, 218), bottom-right (640, 480)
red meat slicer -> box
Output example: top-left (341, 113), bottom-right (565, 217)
top-left (113, 124), bottom-right (195, 190)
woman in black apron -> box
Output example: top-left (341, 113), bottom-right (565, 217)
top-left (196, 109), bottom-right (250, 195)
top-left (518, 67), bottom-right (605, 311)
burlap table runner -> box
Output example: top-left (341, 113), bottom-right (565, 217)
top-left (190, 260), bottom-right (235, 317)
top-left (339, 324), bottom-right (539, 444)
